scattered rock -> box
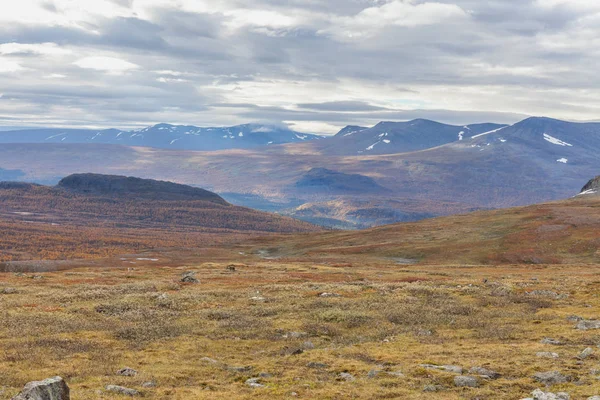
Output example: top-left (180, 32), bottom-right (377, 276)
top-left (105, 385), bottom-right (140, 396)
top-left (319, 292), bottom-right (341, 298)
top-left (420, 364), bottom-right (463, 374)
top-left (11, 376), bottom-right (70, 400)
top-left (533, 371), bottom-right (571, 386)
top-left (469, 366), bottom-right (500, 379)
top-left (423, 384), bottom-right (445, 392)
top-left (228, 366), bottom-right (253, 373)
top-left (521, 388), bottom-right (570, 400)
top-left (0, 287), bottom-right (17, 294)
top-left (454, 376), bottom-right (478, 388)
top-left (541, 338), bottom-right (563, 345)
top-left (588, 396), bottom-right (600, 400)
top-left (337, 372), bottom-right (355, 382)
top-left (367, 369), bottom-right (381, 378)
top-left (302, 341), bottom-right (315, 350)
top-left (141, 381), bottom-right (156, 388)
top-left (200, 357), bottom-right (219, 364)
top-left (180, 272), bottom-right (199, 283)
top-left (527, 290), bottom-right (567, 300)
top-left (245, 378), bottom-right (265, 388)
top-left (566, 315), bottom-right (584, 322)
top-left (259, 373), bottom-right (273, 378)
top-left (250, 296), bottom-right (266, 302)
top-left (578, 348), bottom-right (594, 360)
top-left (537, 352), bottom-right (560, 359)
top-left (306, 362), bottom-right (329, 369)
top-left (116, 367), bottom-right (138, 377)
top-left (367, 369), bottom-right (404, 379)
top-left (283, 332), bottom-right (308, 339)
top-left (576, 320), bottom-right (600, 330)
top-left (226, 265), bottom-right (236, 272)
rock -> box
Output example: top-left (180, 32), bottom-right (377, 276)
top-left (11, 376), bottom-right (70, 400)
top-left (141, 381), bottom-right (156, 388)
top-left (105, 385), bottom-right (140, 396)
top-left (180, 272), bottom-right (199, 283)
top-left (533, 371), bottom-right (571, 386)
top-left (454, 376), bottom-right (479, 388)
top-left (337, 372), bottom-right (355, 382)
top-left (420, 364), bottom-right (463, 374)
top-left (228, 366), bottom-right (253, 373)
top-left (302, 341), bottom-right (315, 350)
top-left (0, 287), bottom-right (17, 294)
top-left (259, 373), bottom-right (273, 378)
top-left (245, 378), bottom-right (265, 388)
top-left (566, 315), bottom-right (584, 322)
top-left (423, 384), bottom-right (445, 392)
top-left (541, 338), bottom-right (563, 345)
top-left (578, 348), bottom-right (594, 360)
top-left (306, 362), bottom-right (329, 369)
top-left (527, 290), bottom-right (567, 300)
top-left (523, 389), bottom-right (570, 400)
top-left (200, 357), bottom-right (219, 364)
top-left (367, 369), bottom-right (381, 378)
top-left (283, 332), bottom-right (308, 339)
top-left (588, 396), bottom-right (600, 400)
top-left (319, 292), bottom-right (341, 298)
top-left (469, 366), bottom-right (500, 379)
top-left (576, 320), bottom-right (600, 330)
top-left (537, 352), bottom-right (560, 359)
top-left (226, 265), bottom-right (236, 272)
top-left (116, 367), bottom-right (138, 377)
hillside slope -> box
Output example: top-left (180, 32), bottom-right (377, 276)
top-left (255, 193), bottom-right (600, 265)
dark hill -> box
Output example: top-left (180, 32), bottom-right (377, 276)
top-left (295, 168), bottom-right (390, 194)
top-left (58, 173), bottom-right (228, 204)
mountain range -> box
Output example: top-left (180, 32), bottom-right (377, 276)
top-left (1, 116), bottom-right (599, 228)
top-left (0, 123), bottom-right (323, 151)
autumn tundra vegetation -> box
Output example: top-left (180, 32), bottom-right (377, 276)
top-left (2, 175), bottom-right (600, 399)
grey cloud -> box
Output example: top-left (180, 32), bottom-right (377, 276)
top-left (297, 101), bottom-right (390, 112)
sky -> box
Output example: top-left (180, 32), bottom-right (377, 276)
top-left (0, 0), bottom-right (599, 134)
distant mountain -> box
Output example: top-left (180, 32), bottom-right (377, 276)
top-left (0, 123), bottom-right (323, 151)
top-left (308, 119), bottom-right (507, 155)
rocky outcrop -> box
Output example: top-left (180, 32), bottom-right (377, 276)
top-left (11, 376), bottom-right (69, 400)
top-left (579, 176), bottom-right (600, 196)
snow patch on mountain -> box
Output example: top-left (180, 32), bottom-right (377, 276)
top-left (543, 133), bottom-right (573, 147)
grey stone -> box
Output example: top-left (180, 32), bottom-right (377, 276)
top-left (576, 320), bottom-right (600, 330)
top-left (141, 381), bottom-right (156, 388)
top-left (533, 371), bottom-right (570, 386)
top-left (423, 384), bottom-right (444, 392)
top-left (537, 352), bottom-right (560, 359)
top-left (200, 357), bottom-right (219, 364)
top-left (578, 348), bottom-right (594, 360)
top-left (319, 292), bottom-right (341, 298)
top-left (228, 366), bottom-right (252, 373)
top-left (337, 372), bottom-right (355, 382)
top-left (105, 385), bottom-right (140, 396)
top-left (11, 376), bottom-right (70, 400)
top-left (541, 338), bottom-right (563, 345)
top-left (245, 378), bottom-right (265, 388)
top-left (469, 366), bottom-right (500, 379)
top-left (454, 376), bottom-right (478, 387)
top-left (566, 315), bottom-right (584, 322)
top-left (0, 287), bottom-right (17, 294)
top-left (420, 364), bottom-right (463, 374)
top-left (587, 396), bottom-right (600, 400)
top-left (116, 367), bottom-right (137, 377)
top-left (526, 389), bottom-right (570, 400)
top-left (306, 362), bottom-right (328, 369)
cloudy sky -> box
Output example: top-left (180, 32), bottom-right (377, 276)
top-left (0, 0), bottom-right (599, 134)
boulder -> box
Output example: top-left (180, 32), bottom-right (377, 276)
top-left (577, 348), bottom-right (594, 360)
top-left (116, 367), bottom-right (138, 377)
top-left (537, 352), bottom-right (560, 359)
top-left (11, 377), bottom-right (69, 400)
top-left (245, 378), bottom-right (265, 388)
top-left (105, 385), bottom-right (140, 396)
top-left (454, 376), bottom-right (478, 387)
top-left (469, 366), bottom-right (500, 379)
top-left (576, 320), bottom-right (600, 330)
top-left (521, 389), bottom-right (570, 400)
top-left (533, 371), bottom-right (570, 386)
top-left (180, 272), bottom-right (199, 283)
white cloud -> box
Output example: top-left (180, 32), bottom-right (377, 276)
top-left (73, 56), bottom-right (139, 74)
top-left (0, 42), bottom-right (71, 56)
top-left (322, 0), bottom-right (469, 39)
top-left (0, 59), bottom-right (25, 73)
